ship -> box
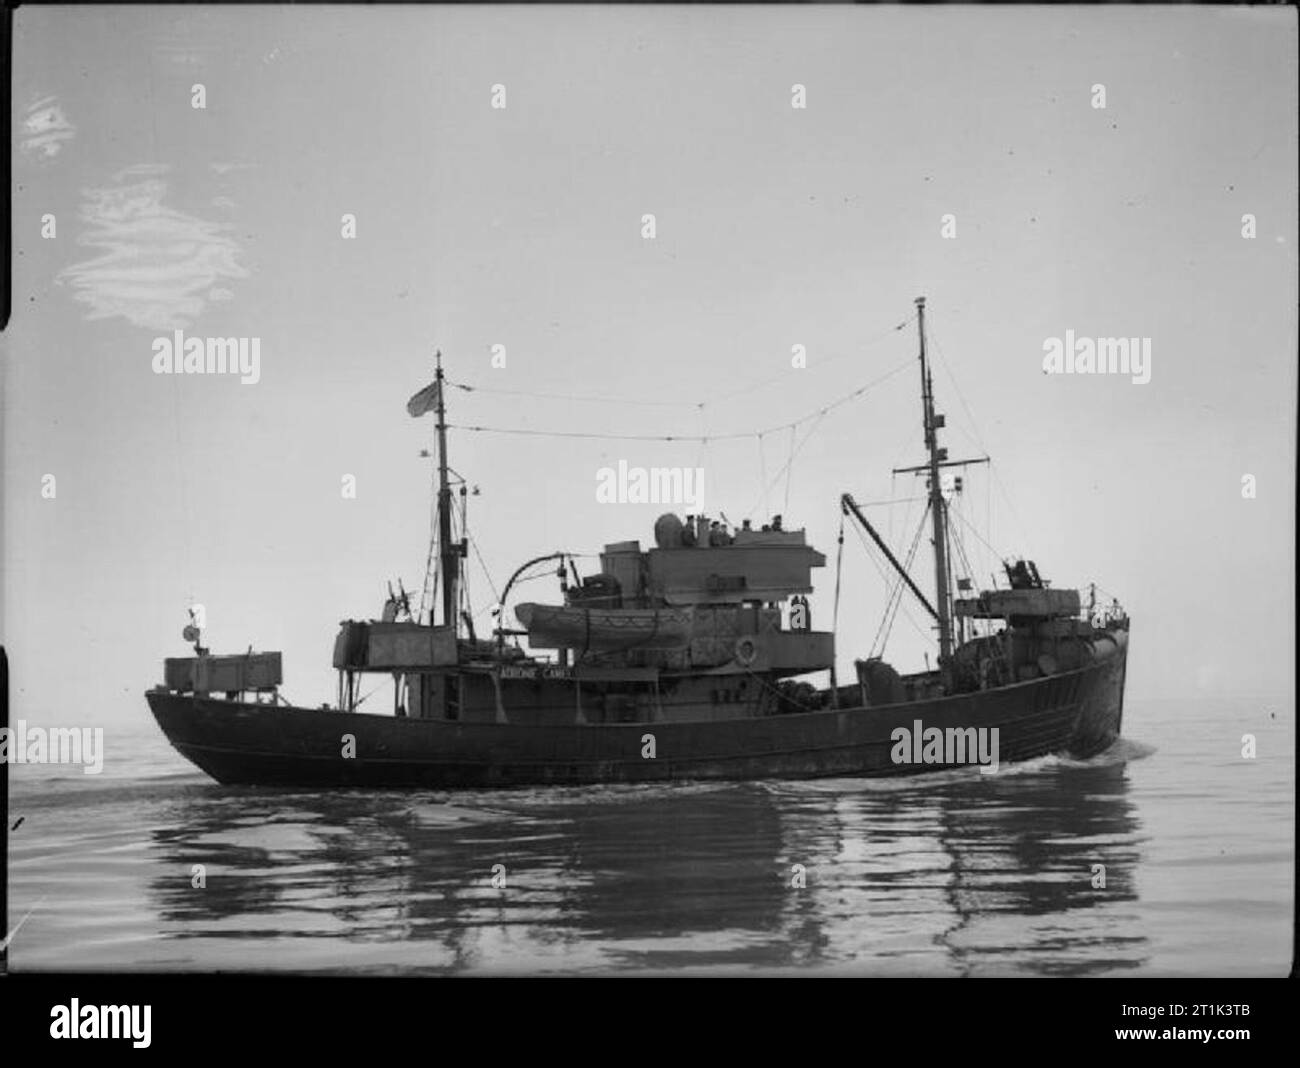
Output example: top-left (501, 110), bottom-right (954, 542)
top-left (147, 298), bottom-right (1130, 786)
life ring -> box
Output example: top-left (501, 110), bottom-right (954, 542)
top-left (735, 637), bottom-right (758, 667)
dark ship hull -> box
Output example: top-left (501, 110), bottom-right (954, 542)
top-left (147, 630), bottom-right (1126, 788)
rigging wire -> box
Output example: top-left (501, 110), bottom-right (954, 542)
top-left (864, 528), bottom-right (911, 656)
top-left (926, 319), bottom-right (989, 455)
top-left (352, 681), bottom-right (387, 709)
top-left (848, 512), bottom-right (933, 649)
top-left (885, 415), bottom-right (925, 549)
top-left (704, 313), bottom-right (915, 408)
top-left (1089, 582), bottom-right (1124, 605)
top-left (744, 410), bottom-right (828, 519)
top-left (947, 503), bottom-right (992, 644)
top-left (445, 356), bottom-right (914, 445)
top-left (446, 380), bottom-right (696, 408)
top-left (442, 313), bottom-right (915, 414)
top-left (947, 504), bottom-right (1004, 566)
top-left (693, 403), bottom-right (710, 495)
top-left (949, 501), bottom-right (977, 580)
top-left (418, 452), bottom-right (439, 624)
top-left (467, 532), bottom-right (501, 606)
top-left (926, 317), bottom-right (1031, 552)
top-left (985, 462), bottom-right (993, 583)
top-left (458, 491), bottom-right (471, 623)
top-left (703, 436), bottom-right (723, 516)
top-left (869, 502), bottom-right (930, 657)
top-left (150, 50), bottom-right (202, 631)
top-left (847, 495), bottom-right (928, 507)
top-left (831, 509), bottom-right (846, 651)
top-left (881, 509), bottom-right (930, 655)
top-left (423, 315), bottom-right (930, 639)
top-left (783, 424), bottom-right (796, 516)
top-left (948, 505), bottom-right (980, 611)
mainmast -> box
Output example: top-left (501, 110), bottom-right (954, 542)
top-left (915, 297), bottom-right (954, 676)
top-left (434, 353), bottom-right (458, 633)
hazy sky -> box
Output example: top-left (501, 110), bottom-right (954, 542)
top-left (4, 5), bottom-right (1296, 725)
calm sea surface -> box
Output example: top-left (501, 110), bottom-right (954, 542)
top-left (6, 696), bottom-right (1292, 975)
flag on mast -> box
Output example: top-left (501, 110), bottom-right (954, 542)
top-left (406, 379), bottom-right (441, 418)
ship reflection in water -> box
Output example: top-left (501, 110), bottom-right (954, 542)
top-left (143, 745), bottom-right (1147, 975)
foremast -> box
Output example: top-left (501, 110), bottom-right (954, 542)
top-left (915, 297), bottom-right (954, 679)
top-left (433, 353), bottom-right (459, 634)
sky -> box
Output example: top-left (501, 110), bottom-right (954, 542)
top-left (4, 4), bottom-right (1296, 726)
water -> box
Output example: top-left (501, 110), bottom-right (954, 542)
top-left (6, 697), bottom-right (1291, 975)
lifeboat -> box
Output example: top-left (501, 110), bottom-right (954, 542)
top-left (514, 603), bottom-right (693, 651)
